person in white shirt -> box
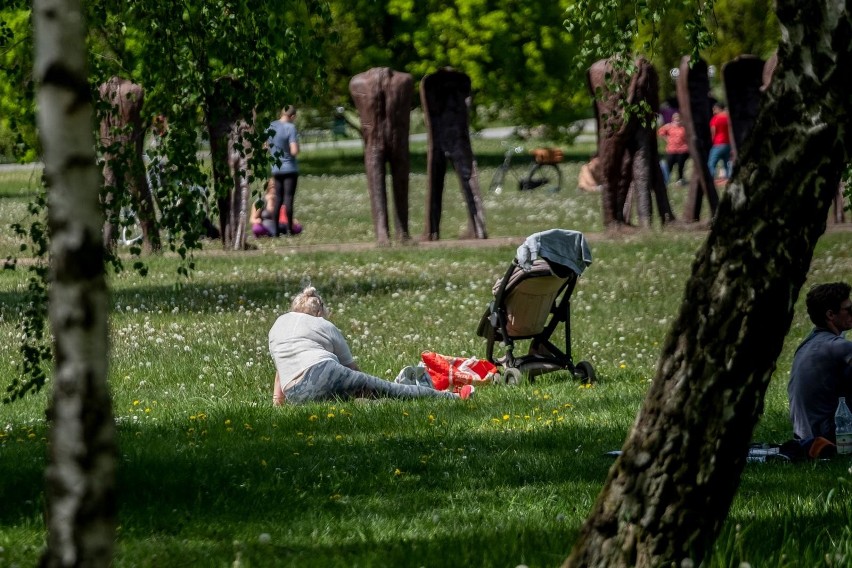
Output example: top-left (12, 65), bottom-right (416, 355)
top-left (269, 286), bottom-right (474, 404)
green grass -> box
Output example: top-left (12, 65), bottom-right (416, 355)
top-left (1, 140), bottom-right (851, 567)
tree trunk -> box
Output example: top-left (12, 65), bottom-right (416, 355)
top-left (207, 77), bottom-right (254, 250)
top-left (565, 2), bottom-right (852, 566)
top-left (34, 0), bottom-right (116, 566)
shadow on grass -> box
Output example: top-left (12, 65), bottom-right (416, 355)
top-left (0, 248), bottom-right (514, 319)
top-left (300, 145), bottom-right (595, 178)
top-left (5, 404), bottom-right (852, 567)
top-left (0, 413), bottom-right (617, 567)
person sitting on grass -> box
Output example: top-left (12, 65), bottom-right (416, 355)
top-left (787, 282), bottom-right (852, 442)
top-left (269, 286), bottom-right (474, 404)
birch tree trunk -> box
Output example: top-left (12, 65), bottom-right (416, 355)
top-left (566, 1), bottom-right (852, 566)
top-left (34, 0), bottom-right (116, 566)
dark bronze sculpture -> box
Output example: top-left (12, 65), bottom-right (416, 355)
top-left (675, 56), bottom-right (719, 222)
top-left (349, 67), bottom-right (413, 244)
top-left (98, 76), bottom-right (160, 250)
top-left (587, 57), bottom-right (674, 229)
top-left (723, 55), bottom-right (767, 157)
top-left (420, 68), bottom-right (487, 240)
top-left (207, 76), bottom-right (254, 250)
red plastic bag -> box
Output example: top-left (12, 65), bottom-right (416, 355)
top-left (421, 351), bottom-right (498, 392)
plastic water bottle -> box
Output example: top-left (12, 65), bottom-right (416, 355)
top-left (835, 397), bottom-right (852, 455)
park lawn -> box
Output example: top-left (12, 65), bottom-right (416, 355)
top-left (1, 140), bottom-right (852, 566)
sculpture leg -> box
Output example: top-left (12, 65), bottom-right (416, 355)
top-left (451, 148), bottom-right (487, 239)
top-left (598, 139), bottom-right (624, 227)
top-left (614, 151), bottom-right (633, 225)
top-left (388, 140), bottom-right (411, 241)
top-left (363, 141), bottom-right (391, 244)
top-left (629, 146), bottom-right (653, 228)
top-left (425, 148), bottom-right (447, 240)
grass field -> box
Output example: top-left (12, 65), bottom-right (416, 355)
top-left (1, 138), bottom-right (852, 567)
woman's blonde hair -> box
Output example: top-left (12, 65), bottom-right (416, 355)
top-left (290, 286), bottom-right (329, 318)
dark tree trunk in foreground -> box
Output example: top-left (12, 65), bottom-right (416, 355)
top-left (34, 0), bottom-right (116, 566)
top-left (567, 1), bottom-right (852, 566)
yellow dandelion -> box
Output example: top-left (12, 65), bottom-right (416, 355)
top-left (503, 414), bottom-right (510, 421)
top-left (133, 400), bottom-right (140, 406)
top-left (327, 413), bottom-right (335, 419)
top-left (394, 468), bottom-right (403, 476)
top-left (335, 435), bottom-right (343, 441)
top-left (308, 415), bottom-right (318, 421)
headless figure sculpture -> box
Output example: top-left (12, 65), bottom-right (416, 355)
top-left (723, 55), bottom-right (766, 157)
top-left (420, 69), bottom-right (487, 240)
top-left (98, 76), bottom-right (160, 250)
top-left (349, 67), bottom-right (413, 244)
top-left (676, 56), bottom-right (719, 222)
top-left (587, 57), bottom-right (674, 228)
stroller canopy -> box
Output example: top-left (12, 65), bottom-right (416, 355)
top-left (515, 229), bottom-right (592, 275)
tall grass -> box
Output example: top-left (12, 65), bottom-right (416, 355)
top-left (0, 141), bottom-right (851, 567)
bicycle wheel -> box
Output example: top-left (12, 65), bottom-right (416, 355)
top-left (525, 163), bottom-right (563, 193)
top-left (489, 165), bottom-right (509, 194)
top-left (118, 207), bottom-right (143, 246)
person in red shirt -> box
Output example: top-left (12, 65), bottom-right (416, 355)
top-left (708, 102), bottom-right (732, 180)
top-left (658, 112), bottom-right (690, 186)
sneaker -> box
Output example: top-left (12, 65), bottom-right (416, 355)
top-left (459, 385), bottom-right (475, 400)
top-left (394, 366), bottom-right (419, 385)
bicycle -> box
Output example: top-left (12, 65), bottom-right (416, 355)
top-left (488, 142), bottom-right (564, 194)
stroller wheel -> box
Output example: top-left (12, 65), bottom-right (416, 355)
top-left (504, 367), bottom-right (522, 385)
top-left (574, 360), bottom-right (596, 384)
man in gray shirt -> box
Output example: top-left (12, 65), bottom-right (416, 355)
top-left (788, 282), bottom-right (852, 441)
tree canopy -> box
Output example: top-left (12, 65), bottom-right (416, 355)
top-left (324, 0), bottom-right (591, 133)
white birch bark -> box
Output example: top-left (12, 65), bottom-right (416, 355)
top-left (34, 0), bottom-right (117, 565)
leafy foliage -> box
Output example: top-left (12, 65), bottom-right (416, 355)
top-left (324, 0), bottom-right (590, 135)
top-left (3, 187), bottom-right (49, 402)
top-left (0, 9), bottom-right (37, 162)
top-left (3, 0), bottom-right (335, 401)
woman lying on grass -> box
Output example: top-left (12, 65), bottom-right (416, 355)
top-left (269, 286), bottom-right (474, 404)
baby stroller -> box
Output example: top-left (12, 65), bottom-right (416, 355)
top-left (476, 228), bottom-right (596, 384)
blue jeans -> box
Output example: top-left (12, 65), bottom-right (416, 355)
top-left (285, 360), bottom-right (457, 403)
top-left (707, 144), bottom-right (731, 179)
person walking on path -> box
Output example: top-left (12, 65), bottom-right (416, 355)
top-left (787, 282), bottom-right (852, 442)
top-left (707, 102), bottom-right (732, 180)
top-left (267, 105), bottom-right (300, 236)
top-left (658, 112), bottom-right (690, 186)
top-left (269, 286), bottom-right (474, 404)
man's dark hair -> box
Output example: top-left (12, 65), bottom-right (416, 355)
top-left (806, 282), bottom-right (851, 327)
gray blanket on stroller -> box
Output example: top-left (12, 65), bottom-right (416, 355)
top-left (516, 229), bottom-right (592, 275)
